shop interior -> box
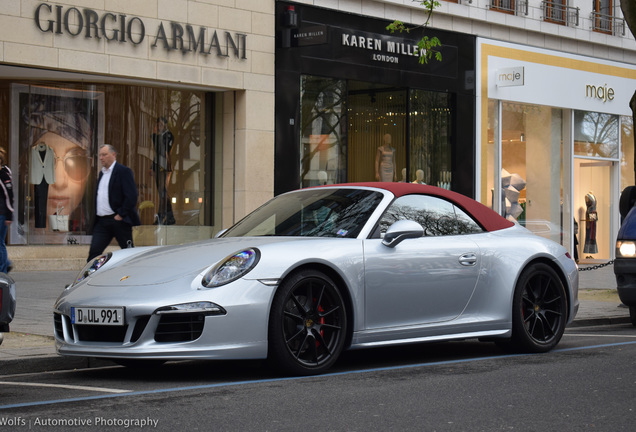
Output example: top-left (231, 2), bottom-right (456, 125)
top-left (300, 76), bottom-right (452, 189)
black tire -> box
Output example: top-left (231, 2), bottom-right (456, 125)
top-left (268, 269), bottom-right (347, 376)
top-left (629, 306), bottom-right (636, 327)
top-left (509, 263), bottom-right (568, 353)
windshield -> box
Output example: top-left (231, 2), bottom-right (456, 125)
top-left (222, 188), bottom-right (384, 238)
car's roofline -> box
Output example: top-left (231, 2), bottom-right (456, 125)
top-left (307, 182), bottom-right (515, 233)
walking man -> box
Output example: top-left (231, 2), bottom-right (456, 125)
top-left (87, 144), bottom-right (140, 262)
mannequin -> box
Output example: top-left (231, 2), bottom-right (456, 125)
top-left (399, 168), bottom-right (407, 182)
top-left (411, 169), bottom-right (426, 184)
top-left (583, 192), bottom-right (598, 254)
top-left (375, 133), bottom-right (396, 182)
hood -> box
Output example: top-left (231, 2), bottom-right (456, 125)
top-left (85, 237), bottom-right (320, 287)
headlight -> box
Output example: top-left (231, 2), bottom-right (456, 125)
top-left (202, 248), bottom-right (260, 288)
top-left (617, 240), bottom-right (636, 258)
top-left (72, 253), bottom-right (112, 286)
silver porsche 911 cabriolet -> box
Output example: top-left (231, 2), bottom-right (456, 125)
top-left (54, 183), bottom-right (579, 375)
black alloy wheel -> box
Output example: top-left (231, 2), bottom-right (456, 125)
top-left (510, 262), bottom-right (568, 352)
top-left (268, 269), bottom-right (347, 376)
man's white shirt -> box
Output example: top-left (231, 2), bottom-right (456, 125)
top-left (96, 161), bottom-right (116, 217)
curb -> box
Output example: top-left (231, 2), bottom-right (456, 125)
top-left (0, 355), bottom-right (114, 375)
top-left (567, 316), bottom-right (632, 327)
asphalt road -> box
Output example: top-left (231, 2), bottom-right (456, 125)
top-left (1, 323), bottom-right (635, 431)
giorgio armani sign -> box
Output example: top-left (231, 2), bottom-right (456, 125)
top-left (34, 3), bottom-right (247, 59)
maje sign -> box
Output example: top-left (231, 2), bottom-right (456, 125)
top-left (497, 67), bottom-right (524, 87)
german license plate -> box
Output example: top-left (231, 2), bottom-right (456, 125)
top-left (71, 307), bottom-right (124, 326)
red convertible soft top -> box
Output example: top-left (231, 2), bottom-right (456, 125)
top-left (330, 182), bottom-right (515, 233)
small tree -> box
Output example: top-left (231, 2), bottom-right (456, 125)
top-left (386, 1), bottom-right (442, 64)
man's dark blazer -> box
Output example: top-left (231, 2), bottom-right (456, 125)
top-left (96, 162), bottom-right (141, 226)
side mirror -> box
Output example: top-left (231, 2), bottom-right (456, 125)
top-left (382, 220), bottom-right (424, 248)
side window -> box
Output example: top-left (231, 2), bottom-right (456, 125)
top-left (454, 206), bottom-right (484, 234)
top-left (377, 195), bottom-right (483, 237)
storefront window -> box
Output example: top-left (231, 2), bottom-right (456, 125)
top-left (621, 114), bottom-right (635, 191)
top-left (348, 86), bottom-right (406, 183)
top-left (11, 84), bottom-right (101, 245)
top-left (500, 102), bottom-right (567, 247)
top-left (2, 81), bottom-right (212, 246)
top-left (574, 110), bottom-right (619, 158)
top-left (300, 76), bottom-right (347, 187)
top-left (485, 100), bottom-right (499, 211)
top-left (573, 159), bottom-right (612, 261)
top-left (409, 90), bottom-right (452, 188)
top-left (299, 75), bottom-right (454, 187)
top-left (573, 109), bottom-right (619, 262)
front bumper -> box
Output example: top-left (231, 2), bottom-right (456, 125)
top-left (614, 258), bottom-right (636, 306)
top-left (53, 278), bottom-right (275, 361)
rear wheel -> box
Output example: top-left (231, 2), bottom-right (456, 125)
top-left (268, 269), bottom-right (347, 376)
top-left (509, 263), bottom-right (568, 352)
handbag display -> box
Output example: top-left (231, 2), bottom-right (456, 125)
top-left (49, 204), bottom-right (69, 232)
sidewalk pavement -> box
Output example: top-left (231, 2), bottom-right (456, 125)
top-left (0, 265), bottom-right (632, 375)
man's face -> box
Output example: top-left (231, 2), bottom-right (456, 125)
top-left (99, 146), bottom-right (116, 169)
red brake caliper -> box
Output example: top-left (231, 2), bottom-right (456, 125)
top-left (316, 303), bottom-right (324, 347)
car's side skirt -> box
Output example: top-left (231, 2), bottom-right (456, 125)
top-left (349, 328), bottom-right (511, 349)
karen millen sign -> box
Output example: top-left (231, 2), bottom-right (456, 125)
top-left (34, 3), bottom-right (247, 59)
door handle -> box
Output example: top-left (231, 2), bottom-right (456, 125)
top-left (459, 253), bottom-right (477, 266)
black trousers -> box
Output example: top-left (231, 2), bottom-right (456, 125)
top-left (87, 216), bottom-right (133, 262)
top-left (33, 180), bottom-right (49, 228)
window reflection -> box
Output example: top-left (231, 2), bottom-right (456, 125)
top-left (300, 76), bottom-right (346, 187)
top-left (574, 110), bottom-right (619, 158)
top-left (223, 188), bottom-right (384, 238)
top-left (409, 90), bottom-right (452, 188)
top-left (379, 195), bottom-right (483, 236)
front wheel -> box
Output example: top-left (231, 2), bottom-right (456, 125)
top-left (268, 270), bottom-right (347, 376)
top-left (629, 306), bottom-right (636, 327)
top-left (509, 263), bottom-right (568, 353)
